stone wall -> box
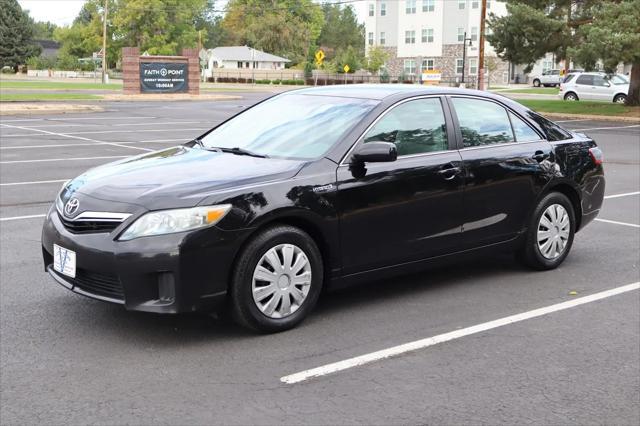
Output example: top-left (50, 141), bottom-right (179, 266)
top-left (122, 47), bottom-right (199, 95)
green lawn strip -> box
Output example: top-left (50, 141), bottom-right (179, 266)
top-left (518, 99), bottom-right (638, 117)
top-left (0, 93), bottom-right (103, 101)
top-left (0, 81), bottom-right (122, 90)
top-left (501, 87), bottom-right (559, 95)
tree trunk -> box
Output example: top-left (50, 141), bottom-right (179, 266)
top-left (627, 62), bottom-right (640, 106)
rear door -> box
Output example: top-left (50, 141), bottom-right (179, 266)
top-left (574, 74), bottom-right (595, 100)
top-left (591, 74), bottom-right (614, 101)
top-left (448, 96), bottom-right (553, 248)
top-left (337, 96), bottom-right (464, 274)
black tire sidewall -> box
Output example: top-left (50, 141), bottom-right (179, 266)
top-left (564, 92), bottom-right (578, 101)
top-left (231, 225), bottom-right (323, 332)
top-left (523, 192), bottom-right (576, 270)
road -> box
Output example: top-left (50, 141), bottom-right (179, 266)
top-left (1, 95), bottom-right (639, 425)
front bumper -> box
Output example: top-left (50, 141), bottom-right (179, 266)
top-left (42, 206), bottom-right (251, 314)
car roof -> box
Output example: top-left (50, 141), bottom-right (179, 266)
top-left (289, 84), bottom-right (515, 102)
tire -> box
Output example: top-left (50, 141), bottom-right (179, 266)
top-left (518, 192), bottom-right (576, 271)
top-left (564, 92), bottom-right (579, 101)
top-left (230, 224), bottom-right (323, 333)
top-left (533, 79), bottom-right (541, 87)
top-left (614, 94), bottom-right (627, 104)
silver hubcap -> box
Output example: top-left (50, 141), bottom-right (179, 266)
top-left (252, 244), bottom-right (312, 319)
top-left (615, 96), bottom-right (626, 104)
top-left (537, 204), bottom-right (570, 260)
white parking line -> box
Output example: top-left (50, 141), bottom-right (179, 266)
top-left (573, 125), bottom-right (640, 132)
top-left (595, 218), bottom-right (640, 228)
top-left (1, 116), bottom-right (157, 123)
top-left (0, 123), bottom-right (153, 152)
top-left (0, 214), bottom-right (46, 222)
top-left (0, 155), bottom-right (127, 164)
top-left (1, 127), bottom-right (209, 138)
top-left (280, 282), bottom-right (640, 384)
top-left (20, 121), bottom-right (206, 129)
top-left (0, 179), bottom-right (67, 187)
top-left (1, 138), bottom-right (188, 150)
top-left (554, 119), bottom-right (593, 123)
top-left (604, 191), bottom-right (640, 199)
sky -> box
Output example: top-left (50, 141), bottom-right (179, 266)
top-left (18, 0), bottom-right (368, 27)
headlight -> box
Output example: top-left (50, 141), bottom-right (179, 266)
top-left (55, 180), bottom-right (71, 213)
top-left (118, 205), bottom-right (232, 241)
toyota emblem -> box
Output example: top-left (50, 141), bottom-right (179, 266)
top-left (64, 198), bottom-right (80, 216)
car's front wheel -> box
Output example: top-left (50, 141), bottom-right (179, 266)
top-left (519, 192), bottom-right (575, 270)
top-left (564, 92), bottom-right (579, 101)
top-left (533, 79), bottom-right (541, 87)
top-left (230, 224), bottom-right (323, 332)
top-left (614, 94), bottom-right (627, 104)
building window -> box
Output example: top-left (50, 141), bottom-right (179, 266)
top-left (237, 61), bottom-right (243, 68)
top-left (405, 30), bottom-right (416, 44)
top-left (472, 1), bottom-right (479, 8)
top-left (421, 58), bottom-right (435, 71)
top-left (381, 2), bottom-right (386, 16)
top-left (456, 59), bottom-right (464, 74)
top-left (487, 1), bottom-right (491, 8)
top-left (542, 60), bottom-right (553, 73)
top-left (380, 32), bottom-right (386, 45)
top-left (458, 0), bottom-right (466, 10)
top-left (406, 0), bottom-right (416, 14)
top-left (469, 58), bottom-right (478, 75)
top-left (404, 59), bottom-right (417, 75)
top-left (368, 32), bottom-right (374, 45)
top-left (471, 26), bottom-right (478, 42)
top-left (422, 0), bottom-right (434, 12)
top-left (369, 3), bottom-right (374, 16)
top-left (422, 28), bottom-right (434, 43)
top-left (457, 27), bottom-right (465, 42)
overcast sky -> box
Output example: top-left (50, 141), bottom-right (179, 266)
top-left (18, 0), bottom-right (367, 27)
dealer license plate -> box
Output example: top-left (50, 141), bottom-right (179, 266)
top-left (53, 244), bottom-right (76, 278)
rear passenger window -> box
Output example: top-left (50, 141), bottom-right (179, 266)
top-left (364, 98), bottom-right (448, 156)
top-left (562, 74), bottom-right (576, 83)
top-left (452, 98), bottom-right (513, 147)
top-left (509, 112), bottom-right (540, 142)
top-left (576, 75), bottom-right (593, 85)
top-left (526, 112), bottom-right (572, 141)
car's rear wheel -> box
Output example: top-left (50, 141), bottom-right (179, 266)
top-left (564, 92), bottom-right (579, 101)
top-left (230, 224), bottom-right (323, 332)
top-left (614, 94), bottom-right (627, 104)
top-left (518, 192), bottom-right (575, 270)
top-left (533, 79), bottom-right (541, 87)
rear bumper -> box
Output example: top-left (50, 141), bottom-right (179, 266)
top-left (42, 205), bottom-right (252, 314)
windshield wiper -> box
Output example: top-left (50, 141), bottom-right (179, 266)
top-left (208, 146), bottom-right (269, 158)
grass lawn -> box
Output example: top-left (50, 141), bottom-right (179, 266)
top-left (518, 99), bottom-right (640, 117)
top-left (501, 87), bottom-right (559, 95)
top-left (0, 93), bottom-right (103, 101)
top-left (0, 81), bottom-right (122, 90)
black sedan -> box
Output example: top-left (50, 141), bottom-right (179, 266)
top-left (42, 85), bottom-right (605, 332)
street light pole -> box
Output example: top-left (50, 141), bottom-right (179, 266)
top-left (461, 32), bottom-right (472, 86)
top-left (101, 0), bottom-right (108, 84)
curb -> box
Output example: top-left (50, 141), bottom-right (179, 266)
top-left (101, 94), bottom-right (242, 102)
top-left (0, 103), bottom-right (103, 115)
top-left (540, 112), bottom-right (640, 123)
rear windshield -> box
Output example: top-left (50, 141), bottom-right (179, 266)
top-left (526, 112), bottom-right (572, 141)
top-left (200, 94), bottom-right (378, 159)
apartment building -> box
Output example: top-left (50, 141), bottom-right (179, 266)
top-left (364, 0), bottom-right (510, 85)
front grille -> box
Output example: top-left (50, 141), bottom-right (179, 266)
top-left (54, 267), bottom-right (124, 301)
top-left (59, 214), bottom-right (121, 234)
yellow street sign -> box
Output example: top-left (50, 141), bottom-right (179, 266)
top-left (314, 50), bottom-right (325, 64)
top-left (343, 64), bottom-right (350, 73)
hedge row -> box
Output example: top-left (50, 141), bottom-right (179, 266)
top-left (207, 77), bottom-right (305, 85)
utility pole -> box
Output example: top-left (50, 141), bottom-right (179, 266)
top-left (477, 0), bottom-right (487, 90)
top-left (102, 0), bottom-right (108, 84)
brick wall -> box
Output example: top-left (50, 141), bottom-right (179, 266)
top-left (122, 47), bottom-right (199, 95)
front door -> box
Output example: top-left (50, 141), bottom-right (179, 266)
top-left (448, 96), bottom-right (554, 248)
top-left (337, 97), bottom-right (464, 275)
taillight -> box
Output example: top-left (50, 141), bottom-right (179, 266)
top-left (589, 147), bottom-right (603, 165)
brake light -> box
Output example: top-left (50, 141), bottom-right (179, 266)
top-left (589, 147), bottom-right (603, 165)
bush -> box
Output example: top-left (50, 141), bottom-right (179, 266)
top-left (255, 79), bottom-right (271, 84)
top-left (272, 79), bottom-right (282, 85)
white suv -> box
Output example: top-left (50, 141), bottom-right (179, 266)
top-left (531, 69), bottom-right (562, 87)
top-left (559, 72), bottom-right (630, 103)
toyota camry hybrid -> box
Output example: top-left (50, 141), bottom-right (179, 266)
top-left (42, 85), bottom-right (605, 332)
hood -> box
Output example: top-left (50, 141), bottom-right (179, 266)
top-left (67, 146), bottom-right (306, 210)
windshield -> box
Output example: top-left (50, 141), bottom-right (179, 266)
top-left (609, 74), bottom-right (629, 85)
top-left (200, 94), bottom-right (378, 159)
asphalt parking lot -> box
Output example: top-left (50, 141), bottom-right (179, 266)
top-left (1, 95), bottom-right (639, 425)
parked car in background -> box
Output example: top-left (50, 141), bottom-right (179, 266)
top-left (532, 69), bottom-right (584, 87)
top-left (559, 72), bottom-right (630, 103)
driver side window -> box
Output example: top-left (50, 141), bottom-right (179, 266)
top-left (363, 98), bottom-right (448, 156)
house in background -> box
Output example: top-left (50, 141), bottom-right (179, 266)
top-left (203, 46), bottom-right (289, 78)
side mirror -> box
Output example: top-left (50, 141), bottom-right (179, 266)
top-left (352, 142), bottom-right (397, 164)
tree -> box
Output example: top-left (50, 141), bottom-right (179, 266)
top-left (332, 45), bottom-right (361, 73)
top-left (365, 45), bottom-right (389, 74)
top-left (484, 56), bottom-right (499, 89)
top-left (570, 0), bottom-right (640, 105)
top-left (33, 21), bottom-right (58, 40)
top-left (221, 0), bottom-right (324, 66)
top-left (487, 1), bottom-right (600, 71)
top-left (0, 0), bottom-right (41, 71)
top-left (316, 3), bottom-right (364, 61)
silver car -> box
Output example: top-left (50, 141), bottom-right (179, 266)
top-left (559, 72), bottom-right (630, 103)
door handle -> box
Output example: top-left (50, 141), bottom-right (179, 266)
top-left (437, 166), bottom-right (461, 180)
top-left (532, 151), bottom-right (549, 162)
